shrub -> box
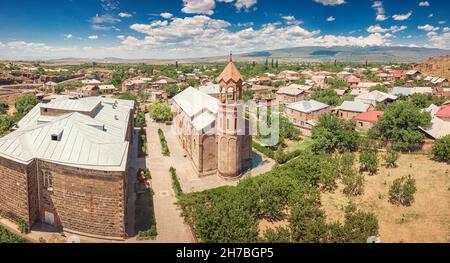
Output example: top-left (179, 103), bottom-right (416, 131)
top-left (389, 175), bottom-right (417, 206)
top-left (431, 135), bottom-right (450, 163)
top-left (384, 148), bottom-right (400, 168)
top-left (17, 218), bottom-right (30, 234)
top-left (0, 225), bottom-right (29, 243)
top-left (158, 128), bottom-right (170, 156)
top-left (170, 166), bottom-right (183, 197)
top-left (137, 226), bottom-right (158, 240)
top-left (138, 130), bottom-right (147, 157)
top-left (134, 112), bottom-right (146, 127)
top-left (252, 141), bottom-right (274, 159)
top-left (342, 170), bottom-right (365, 196)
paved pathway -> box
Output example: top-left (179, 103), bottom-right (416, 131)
top-left (143, 116), bottom-right (194, 243)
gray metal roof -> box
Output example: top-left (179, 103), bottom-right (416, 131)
top-left (336, 101), bottom-right (370, 113)
top-left (1, 97), bottom-right (134, 171)
top-left (286, 100), bottom-right (329, 113)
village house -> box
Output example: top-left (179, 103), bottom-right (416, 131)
top-left (98, 84), bottom-right (117, 94)
top-left (334, 101), bottom-right (371, 120)
top-left (405, 70), bottom-right (423, 81)
top-left (285, 100), bottom-right (331, 137)
top-left (419, 103), bottom-right (450, 150)
top-left (122, 76), bottom-right (148, 92)
top-left (392, 87), bottom-right (433, 97)
top-left (0, 96), bottom-right (135, 240)
top-left (172, 56), bottom-right (252, 178)
top-left (312, 75), bottom-right (328, 89)
top-left (277, 70), bottom-right (300, 81)
top-left (337, 71), bottom-right (352, 80)
top-left (256, 76), bottom-right (273, 86)
top-left (355, 90), bottom-right (397, 107)
top-left (276, 86), bottom-right (305, 105)
top-left (79, 85), bottom-right (100, 97)
top-left (433, 87), bottom-right (450, 97)
top-left (353, 110), bottom-right (384, 131)
top-left (249, 84), bottom-right (275, 98)
top-left (425, 76), bottom-right (449, 87)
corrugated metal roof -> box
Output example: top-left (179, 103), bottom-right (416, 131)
top-left (286, 100), bottom-right (329, 113)
top-left (336, 101), bottom-right (370, 113)
top-left (1, 97), bottom-right (134, 171)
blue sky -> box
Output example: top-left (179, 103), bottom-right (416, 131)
top-left (0, 0), bottom-right (448, 59)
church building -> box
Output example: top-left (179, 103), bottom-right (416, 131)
top-left (172, 55), bottom-right (252, 178)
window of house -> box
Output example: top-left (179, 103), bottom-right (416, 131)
top-left (43, 108), bottom-right (48, 112)
top-left (42, 171), bottom-right (53, 191)
top-left (360, 122), bottom-right (363, 127)
top-left (51, 134), bottom-right (58, 141)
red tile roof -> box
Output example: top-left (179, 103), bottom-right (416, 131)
top-left (218, 60), bottom-right (243, 83)
top-left (435, 104), bottom-right (450, 118)
top-left (354, 110), bottom-right (384, 123)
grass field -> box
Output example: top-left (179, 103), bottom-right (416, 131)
top-left (321, 153), bottom-right (450, 243)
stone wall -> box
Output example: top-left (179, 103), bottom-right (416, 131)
top-left (37, 160), bottom-right (126, 238)
top-left (0, 157), bottom-right (31, 224)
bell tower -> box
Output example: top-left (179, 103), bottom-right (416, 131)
top-left (217, 53), bottom-right (250, 179)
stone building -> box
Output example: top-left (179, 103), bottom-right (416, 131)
top-left (0, 96), bottom-right (134, 240)
top-left (172, 56), bottom-right (252, 179)
top-left (285, 100), bottom-right (331, 137)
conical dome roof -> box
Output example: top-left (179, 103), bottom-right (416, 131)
top-left (218, 56), bottom-right (243, 83)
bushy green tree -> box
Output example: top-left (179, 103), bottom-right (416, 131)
top-left (359, 138), bottom-right (379, 175)
top-left (312, 113), bottom-right (360, 153)
top-left (384, 147), bottom-right (400, 168)
top-left (369, 101), bottom-right (431, 151)
top-left (311, 89), bottom-right (342, 106)
top-left (0, 115), bottom-right (13, 134)
top-left (369, 84), bottom-right (388, 93)
top-left (150, 102), bottom-right (172, 122)
top-left (431, 135), bottom-right (450, 163)
top-left (389, 175), bottom-right (417, 206)
top-left (0, 103), bottom-right (9, 114)
top-left (161, 84), bottom-right (180, 97)
top-left (15, 94), bottom-right (37, 119)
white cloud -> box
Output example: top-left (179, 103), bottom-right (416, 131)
top-left (438, 20), bottom-right (447, 25)
top-left (234, 0), bottom-right (257, 11)
top-left (418, 24), bottom-right (440, 31)
top-left (426, 32), bottom-right (450, 49)
top-left (91, 14), bottom-right (121, 24)
top-left (281, 15), bottom-right (302, 25)
top-left (443, 27), bottom-right (450, 33)
top-left (372, 1), bottom-right (388, 21)
top-left (160, 12), bottom-right (174, 19)
top-left (88, 35), bottom-right (99, 40)
top-left (367, 24), bottom-right (407, 33)
top-left (181, 0), bottom-right (257, 15)
top-left (63, 34), bottom-right (73, 40)
top-left (392, 11), bottom-right (412, 21)
top-left (428, 13), bottom-right (434, 18)
top-left (313, 0), bottom-right (346, 6)
top-left (118, 12), bottom-right (132, 18)
top-left (419, 1), bottom-right (430, 7)
top-left (182, 0), bottom-right (216, 15)
top-left (237, 22), bottom-right (254, 27)
top-left (327, 16), bottom-right (335, 22)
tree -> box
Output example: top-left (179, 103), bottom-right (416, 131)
top-left (369, 101), bottom-right (432, 151)
top-left (311, 89), bottom-right (342, 106)
top-left (0, 103), bottom-right (9, 114)
top-left (389, 175), bottom-right (416, 206)
top-left (117, 92), bottom-right (137, 102)
top-left (369, 84), bottom-right (388, 93)
top-left (342, 168), bottom-right (365, 196)
top-left (161, 84), bottom-right (180, 97)
top-left (338, 204), bottom-right (379, 243)
top-left (384, 147), bottom-right (400, 168)
top-left (273, 80), bottom-right (285, 88)
top-left (411, 93), bottom-right (432, 109)
top-left (55, 84), bottom-right (65, 94)
top-left (243, 90), bottom-right (255, 102)
top-left (431, 135), bottom-right (450, 163)
top-left (311, 113), bottom-right (360, 153)
top-left (0, 115), bottom-right (13, 134)
top-left (359, 138), bottom-right (379, 175)
top-left (15, 94), bottom-right (37, 119)
top-left (150, 102), bottom-right (172, 122)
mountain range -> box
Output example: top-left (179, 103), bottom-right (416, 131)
top-left (44, 46), bottom-right (450, 64)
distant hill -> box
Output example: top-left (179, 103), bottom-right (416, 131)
top-left (414, 55), bottom-right (450, 79)
top-left (239, 46), bottom-right (450, 63)
top-left (41, 45), bottom-right (450, 64)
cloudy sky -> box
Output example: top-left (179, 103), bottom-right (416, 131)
top-left (0, 0), bottom-right (449, 59)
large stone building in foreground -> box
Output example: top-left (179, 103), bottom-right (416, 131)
top-left (0, 96), bottom-right (134, 239)
top-left (173, 56), bottom-right (252, 178)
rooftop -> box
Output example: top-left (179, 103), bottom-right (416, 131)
top-left (354, 110), bottom-right (384, 123)
top-left (0, 97), bottom-right (134, 171)
top-left (286, 100), bottom-right (329, 113)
